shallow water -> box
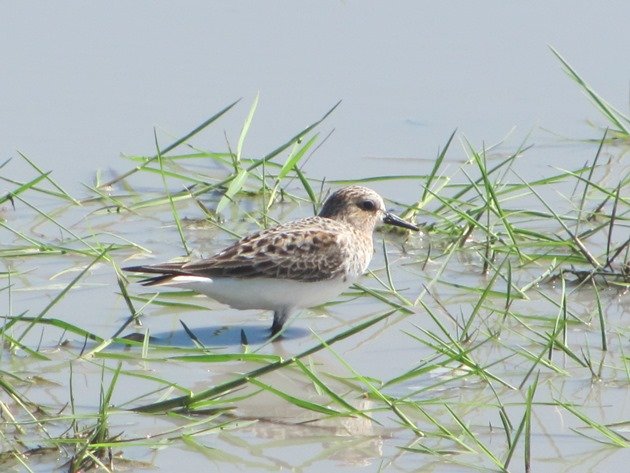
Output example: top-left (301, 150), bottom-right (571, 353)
top-left (2, 2), bottom-right (630, 193)
top-left (2, 2), bottom-right (630, 472)
top-left (3, 174), bottom-right (629, 471)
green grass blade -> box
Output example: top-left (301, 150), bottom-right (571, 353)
top-left (550, 47), bottom-right (630, 134)
top-left (236, 93), bottom-right (259, 163)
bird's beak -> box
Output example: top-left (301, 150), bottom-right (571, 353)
top-left (383, 212), bottom-right (420, 231)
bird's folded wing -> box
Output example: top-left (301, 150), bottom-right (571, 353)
top-left (126, 224), bottom-right (351, 283)
top-left (183, 226), bottom-right (348, 281)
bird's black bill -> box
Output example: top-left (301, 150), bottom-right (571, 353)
top-left (383, 212), bottom-right (420, 231)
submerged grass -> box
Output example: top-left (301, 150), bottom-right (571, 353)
top-left (1, 52), bottom-right (629, 471)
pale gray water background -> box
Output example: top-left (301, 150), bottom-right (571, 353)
top-left (2, 1), bottom-right (629, 192)
top-left (1, 2), bottom-right (629, 472)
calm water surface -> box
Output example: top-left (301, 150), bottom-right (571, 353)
top-left (1, 2), bottom-right (629, 472)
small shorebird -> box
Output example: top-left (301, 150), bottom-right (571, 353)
top-left (124, 186), bottom-right (419, 337)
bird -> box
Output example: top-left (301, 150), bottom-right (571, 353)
top-left (123, 185), bottom-right (419, 337)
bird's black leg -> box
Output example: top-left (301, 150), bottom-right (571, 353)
top-left (270, 309), bottom-right (290, 339)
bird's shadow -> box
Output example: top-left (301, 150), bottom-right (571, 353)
top-left (126, 323), bottom-right (310, 348)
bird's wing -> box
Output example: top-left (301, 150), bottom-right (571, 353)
top-left (126, 217), bottom-right (353, 282)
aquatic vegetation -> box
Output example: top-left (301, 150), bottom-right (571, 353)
top-left (1, 53), bottom-right (628, 472)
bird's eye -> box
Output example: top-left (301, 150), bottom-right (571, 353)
top-left (358, 199), bottom-right (376, 211)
